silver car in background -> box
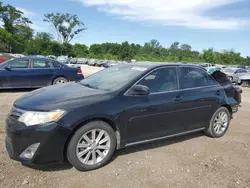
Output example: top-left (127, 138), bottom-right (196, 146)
top-left (222, 67), bottom-right (249, 84)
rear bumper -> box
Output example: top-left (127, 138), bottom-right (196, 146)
top-left (76, 74), bottom-right (84, 81)
top-left (231, 105), bottom-right (240, 113)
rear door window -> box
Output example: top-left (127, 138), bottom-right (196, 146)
top-left (32, 59), bottom-right (51, 68)
top-left (180, 67), bottom-right (218, 89)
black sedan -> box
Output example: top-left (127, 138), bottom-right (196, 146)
top-left (5, 63), bottom-right (241, 171)
top-left (0, 57), bottom-right (84, 89)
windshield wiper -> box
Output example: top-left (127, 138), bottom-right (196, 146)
top-left (80, 83), bottom-right (99, 89)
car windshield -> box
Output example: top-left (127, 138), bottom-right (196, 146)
top-left (80, 65), bottom-right (148, 91)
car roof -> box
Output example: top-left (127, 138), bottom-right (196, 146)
top-left (123, 62), bottom-right (203, 69)
top-left (13, 56), bottom-right (55, 61)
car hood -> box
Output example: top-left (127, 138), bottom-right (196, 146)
top-left (223, 71), bottom-right (233, 75)
top-left (14, 82), bottom-right (110, 111)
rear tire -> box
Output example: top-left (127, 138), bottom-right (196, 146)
top-left (67, 121), bottom-right (116, 171)
top-left (52, 77), bottom-right (68, 85)
top-left (204, 107), bottom-right (230, 138)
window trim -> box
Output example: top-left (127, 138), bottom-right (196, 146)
top-left (178, 66), bottom-right (219, 90)
top-left (51, 60), bottom-right (63, 69)
top-left (124, 66), bottom-right (180, 96)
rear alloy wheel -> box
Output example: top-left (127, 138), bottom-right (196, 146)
top-left (204, 107), bottom-right (230, 138)
top-left (67, 121), bottom-right (116, 171)
top-left (53, 77), bottom-right (68, 85)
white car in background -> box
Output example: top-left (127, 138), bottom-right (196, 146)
top-left (222, 67), bottom-right (249, 84)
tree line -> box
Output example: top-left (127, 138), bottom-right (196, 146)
top-left (0, 1), bottom-right (249, 65)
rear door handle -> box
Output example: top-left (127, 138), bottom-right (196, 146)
top-left (173, 96), bottom-right (183, 102)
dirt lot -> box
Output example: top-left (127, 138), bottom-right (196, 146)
top-left (0, 71), bottom-right (250, 188)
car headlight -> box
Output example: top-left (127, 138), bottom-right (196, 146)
top-left (18, 110), bottom-right (66, 126)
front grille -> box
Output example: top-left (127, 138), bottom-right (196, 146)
top-left (8, 107), bottom-right (25, 120)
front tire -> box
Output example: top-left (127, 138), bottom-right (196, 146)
top-left (204, 107), bottom-right (230, 138)
top-left (67, 121), bottom-right (116, 171)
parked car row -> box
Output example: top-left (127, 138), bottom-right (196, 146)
top-left (195, 63), bottom-right (250, 85)
top-left (68, 58), bottom-right (130, 68)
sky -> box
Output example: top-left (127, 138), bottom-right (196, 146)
top-left (5, 0), bottom-right (250, 57)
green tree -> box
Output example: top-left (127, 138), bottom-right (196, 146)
top-left (203, 48), bottom-right (217, 64)
top-left (0, 2), bottom-right (32, 34)
top-left (44, 13), bottom-right (87, 43)
top-left (50, 42), bottom-right (63, 56)
top-left (119, 41), bottom-right (132, 61)
top-left (245, 56), bottom-right (250, 66)
top-left (0, 28), bottom-right (12, 52)
top-left (170, 42), bottom-right (179, 50)
top-left (89, 44), bottom-right (102, 55)
top-left (0, 1), bottom-right (33, 53)
top-left (25, 32), bottom-right (53, 55)
top-left (180, 44), bottom-right (192, 51)
top-left (73, 44), bottom-right (89, 57)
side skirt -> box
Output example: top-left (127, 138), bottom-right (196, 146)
top-left (125, 127), bottom-right (206, 147)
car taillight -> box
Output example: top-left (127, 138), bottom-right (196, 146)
top-left (77, 67), bottom-right (82, 74)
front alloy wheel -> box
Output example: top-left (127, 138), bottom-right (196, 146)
top-left (67, 121), bottom-right (116, 171)
top-left (76, 129), bottom-right (111, 165)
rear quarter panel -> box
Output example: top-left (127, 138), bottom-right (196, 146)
top-left (53, 67), bottom-right (81, 82)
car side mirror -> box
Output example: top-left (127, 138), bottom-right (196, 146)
top-left (4, 66), bottom-right (11, 71)
top-left (129, 85), bottom-right (150, 96)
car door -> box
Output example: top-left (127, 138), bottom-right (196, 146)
top-left (2, 59), bottom-right (31, 88)
top-left (30, 59), bottom-right (54, 87)
top-left (121, 66), bottom-right (184, 144)
top-left (0, 67), bottom-right (11, 88)
top-left (178, 66), bottom-right (223, 131)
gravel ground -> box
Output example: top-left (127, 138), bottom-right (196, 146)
top-left (0, 69), bottom-right (250, 188)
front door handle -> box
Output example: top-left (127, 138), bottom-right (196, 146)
top-left (173, 96), bottom-right (183, 102)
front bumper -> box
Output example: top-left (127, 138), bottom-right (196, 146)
top-left (5, 115), bottom-right (72, 166)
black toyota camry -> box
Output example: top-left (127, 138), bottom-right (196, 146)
top-left (5, 63), bottom-right (242, 171)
